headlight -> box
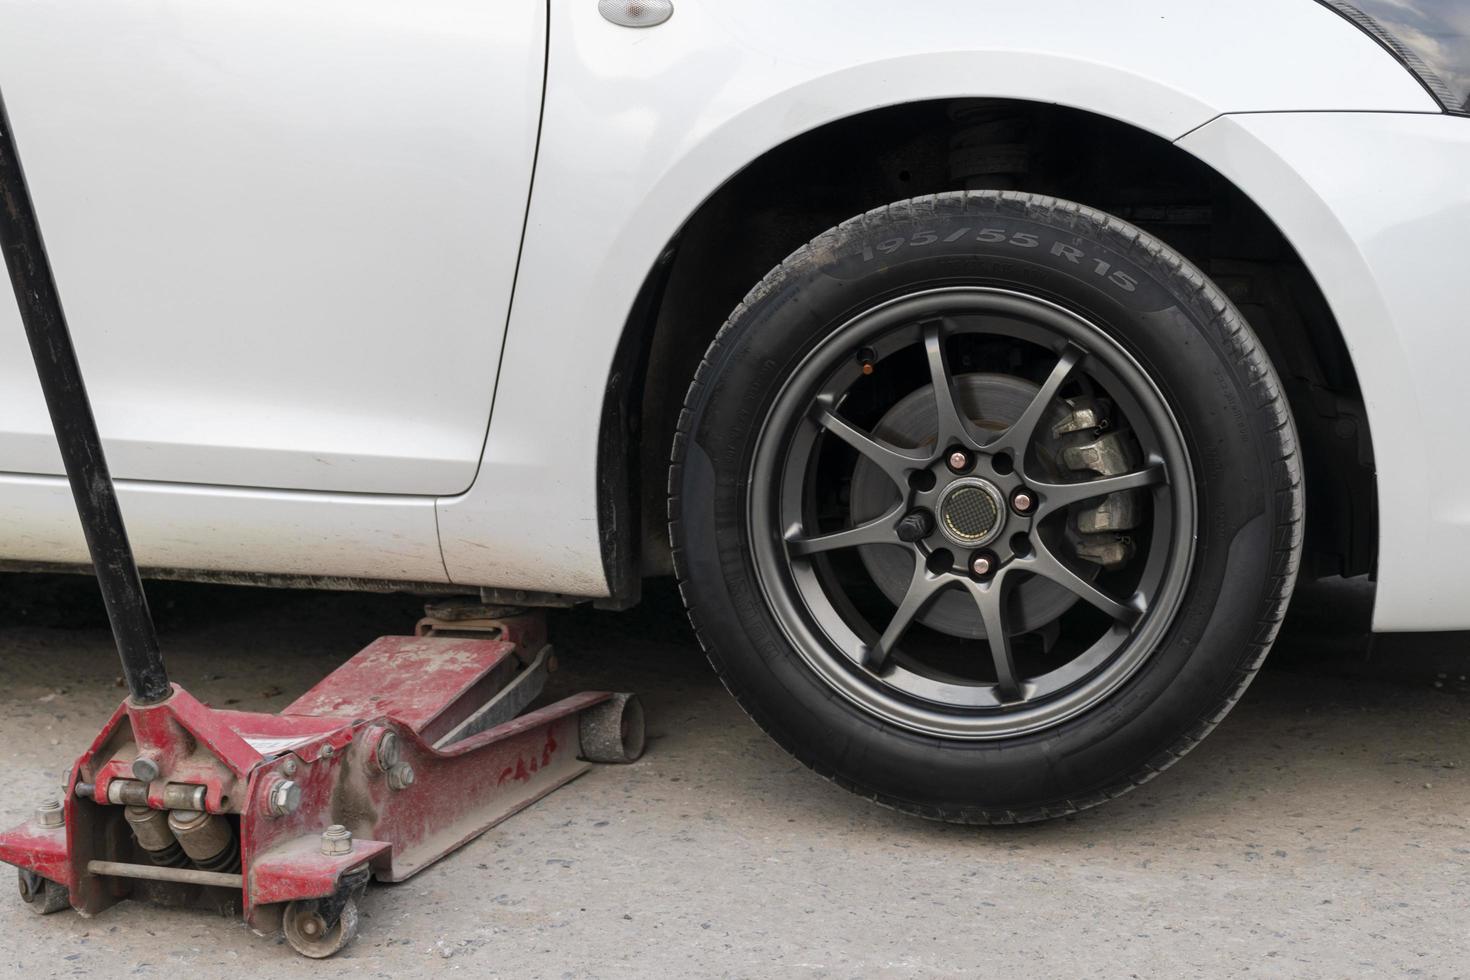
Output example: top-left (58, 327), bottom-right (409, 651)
top-left (1320, 1), bottom-right (1470, 114)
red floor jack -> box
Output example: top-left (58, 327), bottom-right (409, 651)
top-left (0, 90), bottom-right (645, 957)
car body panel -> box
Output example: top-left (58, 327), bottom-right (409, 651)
top-left (0, 473), bottom-right (448, 584)
top-left (1179, 111), bottom-right (1470, 631)
top-left (438, 0), bottom-right (1433, 595)
top-left (0, 0), bottom-right (544, 496)
top-left (0, 0), bottom-right (1460, 630)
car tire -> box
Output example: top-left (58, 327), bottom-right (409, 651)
top-left (670, 191), bottom-right (1302, 823)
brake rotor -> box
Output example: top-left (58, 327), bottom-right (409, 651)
top-left (849, 372), bottom-right (1079, 638)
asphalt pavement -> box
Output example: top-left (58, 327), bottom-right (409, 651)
top-left (0, 573), bottom-right (1464, 978)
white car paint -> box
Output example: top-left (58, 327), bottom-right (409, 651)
top-left (0, 0), bottom-right (1460, 630)
top-left (0, 475), bottom-right (447, 585)
top-left (440, 0), bottom-right (1432, 595)
top-left (1180, 111), bottom-right (1470, 630)
top-left (0, 0), bottom-right (544, 496)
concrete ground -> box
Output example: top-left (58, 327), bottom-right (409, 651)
top-left (0, 573), bottom-right (1465, 978)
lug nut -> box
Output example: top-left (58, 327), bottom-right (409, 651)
top-left (320, 824), bottom-right (353, 856)
top-left (970, 555), bottom-right (993, 577)
top-left (267, 778), bottom-right (301, 817)
top-left (895, 509), bottom-right (934, 543)
top-left (34, 799), bottom-right (63, 829)
top-left (1012, 490), bottom-right (1034, 514)
top-left (946, 450), bottom-right (970, 473)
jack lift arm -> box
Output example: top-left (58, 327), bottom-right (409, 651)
top-left (0, 86), bottom-right (644, 957)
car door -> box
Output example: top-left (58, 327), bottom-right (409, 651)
top-left (0, 0), bottom-right (544, 496)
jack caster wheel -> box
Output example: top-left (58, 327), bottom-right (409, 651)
top-left (17, 869), bottom-right (69, 915)
top-left (283, 896), bottom-right (359, 958)
top-left (579, 692), bottom-right (646, 763)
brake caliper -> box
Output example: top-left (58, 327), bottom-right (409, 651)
top-left (1050, 396), bottom-right (1144, 570)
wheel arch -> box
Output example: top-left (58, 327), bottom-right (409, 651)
top-left (598, 98), bottom-right (1378, 594)
top-left (444, 2), bottom-right (1419, 597)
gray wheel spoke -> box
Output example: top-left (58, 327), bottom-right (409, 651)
top-left (1020, 540), bottom-right (1139, 623)
top-left (988, 344), bottom-right (1083, 458)
top-left (750, 286), bottom-right (1198, 738)
top-left (959, 572), bottom-right (1023, 703)
top-left (863, 559), bottom-right (949, 671)
top-left (813, 405), bottom-right (928, 488)
top-left (1031, 463), bottom-right (1166, 517)
top-left (922, 319), bottom-right (978, 449)
top-left (786, 503), bottom-right (905, 557)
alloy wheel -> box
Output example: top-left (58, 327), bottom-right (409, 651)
top-left (748, 287), bottom-right (1197, 739)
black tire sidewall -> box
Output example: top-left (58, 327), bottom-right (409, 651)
top-left (674, 193), bottom-right (1294, 819)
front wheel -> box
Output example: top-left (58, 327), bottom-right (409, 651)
top-left (670, 191), bottom-right (1301, 823)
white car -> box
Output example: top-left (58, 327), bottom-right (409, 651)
top-left (0, 0), bottom-right (1465, 822)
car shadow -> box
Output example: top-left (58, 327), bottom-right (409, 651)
top-left (0, 569), bottom-right (1465, 842)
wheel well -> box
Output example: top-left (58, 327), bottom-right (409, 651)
top-left (603, 98), bottom-right (1376, 591)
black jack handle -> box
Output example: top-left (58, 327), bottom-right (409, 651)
top-left (0, 86), bottom-right (169, 704)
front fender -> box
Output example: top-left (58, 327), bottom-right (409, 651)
top-left (1180, 112), bottom-right (1470, 631)
top-left (437, 0), bottom-right (1435, 595)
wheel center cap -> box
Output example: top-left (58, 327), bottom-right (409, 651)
top-left (936, 477), bottom-right (1005, 547)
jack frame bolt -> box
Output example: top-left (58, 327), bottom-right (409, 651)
top-left (268, 779), bottom-right (302, 817)
top-left (971, 555), bottom-right (993, 576)
top-left (320, 824), bottom-right (353, 856)
top-left (387, 762), bottom-right (415, 791)
top-left (374, 731), bottom-right (401, 772)
top-left (131, 754), bottom-right (161, 783)
top-left (35, 799), bottom-right (63, 828)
